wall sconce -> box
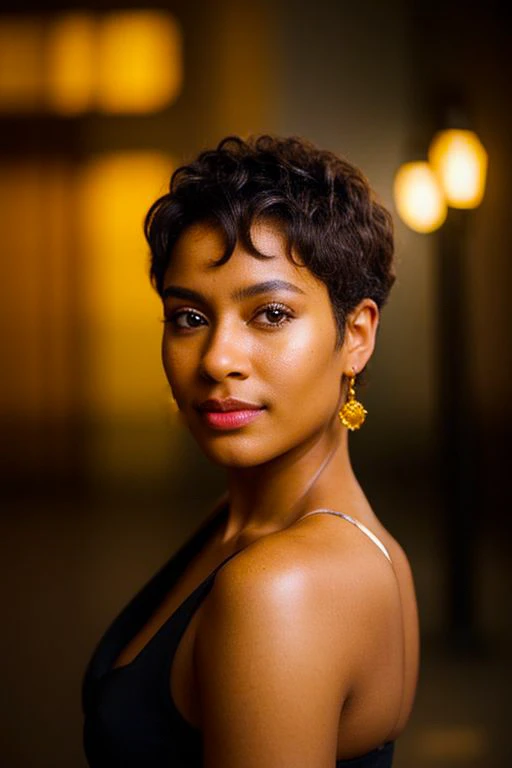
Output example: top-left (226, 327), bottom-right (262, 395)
top-left (393, 161), bottom-right (447, 233)
top-left (428, 129), bottom-right (488, 209)
top-left (394, 128), bottom-right (488, 231)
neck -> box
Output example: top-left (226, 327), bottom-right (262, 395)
top-left (219, 421), bottom-right (364, 546)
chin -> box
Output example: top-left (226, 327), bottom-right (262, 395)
top-left (199, 442), bottom-right (268, 468)
top-left (190, 432), bottom-right (281, 469)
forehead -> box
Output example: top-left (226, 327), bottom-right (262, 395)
top-left (164, 220), bottom-right (328, 298)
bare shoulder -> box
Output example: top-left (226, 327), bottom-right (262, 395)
top-left (196, 514), bottom-right (401, 687)
top-left (193, 519), bottom-right (403, 766)
top-left (202, 515), bottom-right (407, 690)
top-left (207, 515), bottom-right (400, 619)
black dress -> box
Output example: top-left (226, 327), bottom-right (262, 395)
top-left (82, 501), bottom-right (395, 767)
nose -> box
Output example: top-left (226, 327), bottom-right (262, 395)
top-left (199, 320), bottom-right (250, 382)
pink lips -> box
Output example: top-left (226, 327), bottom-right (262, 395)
top-left (199, 408), bottom-right (265, 430)
top-left (198, 397), bottom-right (262, 412)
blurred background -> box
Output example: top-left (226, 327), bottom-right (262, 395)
top-left (0, 0), bottom-right (510, 766)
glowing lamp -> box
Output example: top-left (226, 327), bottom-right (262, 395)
top-left (428, 129), bottom-right (488, 209)
top-left (393, 161), bottom-right (447, 234)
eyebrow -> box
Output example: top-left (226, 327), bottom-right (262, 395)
top-left (162, 279), bottom-right (306, 303)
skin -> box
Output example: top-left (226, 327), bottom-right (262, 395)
top-left (115, 218), bottom-right (420, 766)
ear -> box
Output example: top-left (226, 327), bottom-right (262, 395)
top-left (343, 299), bottom-right (380, 373)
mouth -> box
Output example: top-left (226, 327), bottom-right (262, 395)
top-left (197, 397), bottom-right (263, 412)
top-left (198, 407), bottom-right (266, 431)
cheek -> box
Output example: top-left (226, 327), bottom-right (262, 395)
top-left (259, 327), bottom-right (341, 407)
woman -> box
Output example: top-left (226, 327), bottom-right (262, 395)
top-left (82, 135), bottom-right (420, 767)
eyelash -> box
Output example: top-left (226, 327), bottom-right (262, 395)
top-left (162, 302), bottom-right (294, 331)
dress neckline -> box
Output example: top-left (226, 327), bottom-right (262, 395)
top-left (107, 502), bottom-right (235, 675)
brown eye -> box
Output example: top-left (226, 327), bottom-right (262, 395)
top-left (255, 303), bottom-right (294, 327)
top-left (164, 309), bottom-right (206, 330)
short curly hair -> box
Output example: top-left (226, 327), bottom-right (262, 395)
top-left (144, 134), bottom-right (395, 351)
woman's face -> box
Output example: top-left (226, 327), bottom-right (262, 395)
top-left (161, 220), bottom-right (351, 467)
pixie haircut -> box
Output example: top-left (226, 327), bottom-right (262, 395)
top-left (144, 135), bottom-right (395, 351)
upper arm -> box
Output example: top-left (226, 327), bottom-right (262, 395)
top-left (194, 544), bottom-right (382, 768)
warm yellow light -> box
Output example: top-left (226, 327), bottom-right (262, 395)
top-left (96, 11), bottom-right (183, 113)
top-left (429, 129), bottom-right (488, 209)
top-left (78, 152), bottom-right (173, 417)
top-left (0, 11), bottom-right (182, 115)
top-left (0, 17), bottom-right (44, 111)
top-left (45, 13), bottom-right (96, 114)
top-left (393, 161), bottom-right (447, 234)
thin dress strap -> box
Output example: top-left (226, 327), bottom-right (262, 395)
top-left (299, 509), bottom-right (392, 563)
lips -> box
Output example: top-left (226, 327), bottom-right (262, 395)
top-left (197, 398), bottom-right (264, 413)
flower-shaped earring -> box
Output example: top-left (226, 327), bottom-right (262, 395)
top-left (338, 369), bottom-right (367, 430)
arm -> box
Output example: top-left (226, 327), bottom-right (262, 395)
top-left (194, 544), bottom-right (368, 768)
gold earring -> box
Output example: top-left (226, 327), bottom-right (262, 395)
top-left (338, 370), bottom-right (367, 430)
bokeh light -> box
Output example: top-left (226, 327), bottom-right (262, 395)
top-left (393, 161), bottom-right (447, 233)
top-left (429, 129), bottom-right (488, 209)
top-left (0, 11), bottom-right (182, 114)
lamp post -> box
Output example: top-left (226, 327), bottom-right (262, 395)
top-left (394, 126), bottom-right (488, 649)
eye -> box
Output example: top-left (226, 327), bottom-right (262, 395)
top-left (254, 303), bottom-right (294, 328)
top-left (162, 309), bottom-right (206, 330)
